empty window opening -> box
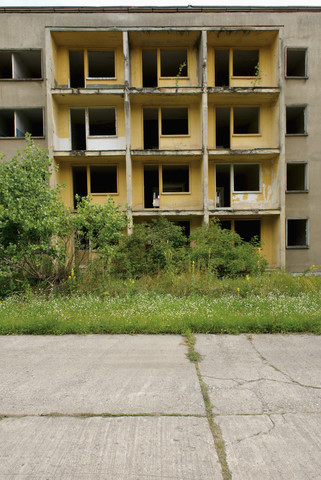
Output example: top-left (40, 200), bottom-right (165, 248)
top-left (234, 164), bottom-right (260, 191)
top-left (0, 52), bottom-right (12, 79)
top-left (0, 51), bottom-right (41, 79)
top-left (215, 50), bottom-right (229, 87)
top-left (0, 109), bottom-right (14, 136)
top-left (88, 51), bottom-right (115, 78)
top-left (162, 165), bottom-right (189, 193)
top-left (287, 219), bottom-right (308, 247)
top-left (142, 50), bottom-right (157, 87)
top-left (15, 109), bottom-right (43, 137)
top-left (89, 108), bottom-right (116, 136)
top-left (174, 221), bottom-right (190, 237)
top-left (160, 50), bottom-right (187, 77)
top-left (216, 165), bottom-right (231, 208)
top-left (143, 108), bottom-right (159, 149)
top-left (234, 107), bottom-right (259, 134)
top-left (70, 109), bottom-right (86, 150)
top-left (286, 106), bottom-right (306, 134)
top-left (144, 165), bottom-right (159, 208)
top-left (287, 163), bottom-right (307, 191)
top-left (234, 220), bottom-right (261, 243)
top-left (161, 108), bottom-right (188, 135)
top-left (69, 50), bottom-right (84, 88)
top-left (218, 220), bottom-right (231, 230)
top-left (13, 51), bottom-right (41, 79)
top-left (216, 107), bottom-right (230, 148)
top-left (286, 49), bottom-right (307, 78)
top-left (72, 166), bottom-right (88, 209)
top-left (90, 166), bottom-right (117, 193)
top-left (233, 49), bottom-right (259, 77)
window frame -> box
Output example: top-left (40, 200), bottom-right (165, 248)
top-left (87, 107), bottom-right (117, 138)
top-left (286, 162), bottom-right (308, 193)
top-left (160, 106), bottom-right (189, 137)
top-left (232, 48), bottom-right (260, 78)
top-left (285, 47), bottom-right (308, 79)
top-left (286, 218), bottom-right (309, 249)
top-left (285, 104), bottom-right (308, 136)
top-left (87, 49), bottom-right (116, 80)
top-left (232, 106), bottom-right (260, 136)
top-left (0, 108), bottom-right (45, 139)
top-left (161, 164), bottom-right (190, 194)
top-left (0, 49), bottom-right (43, 81)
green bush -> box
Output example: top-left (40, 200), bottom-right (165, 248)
top-left (189, 219), bottom-right (267, 277)
top-left (111, 217), bottom-right (187, 277)
top-left (0, 135), bottom-right (72, 295)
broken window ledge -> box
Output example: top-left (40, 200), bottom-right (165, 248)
top-left (86, 77), bottom-right (117, 80)
top-left (285, 133), bottom-right (308, 137)
top-left (161, 191), bottom-right (191, 195)
top-left (232, 133), bottom-right (261, 137)
top-left (285, 76), bottom-right (308, 80)
top-left (160, 134), bottom-right (190, 138)
top-left (88, 135), bottom-right (117, 138)
top-left (159, 76), bottom-right (189, 80)
top-left (231, 75), bottom-right (258, 79)
top-left (0, 77), bottom-right (43, 81)
top-left (233, 190), bottom-right (262, 194)
top-left (0, 135), bottom-right (45, 139)
top-left (90, 192), bottom-right (118, 196)
top-left (286, 190), bottom-right (309, 193)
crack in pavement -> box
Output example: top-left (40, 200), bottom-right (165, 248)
top-left (247, 335), bottom-right (321, 391)
top-left (235, 414), bottom-right (276, 444)
top-left (202, 374), bottom-right (320, 389)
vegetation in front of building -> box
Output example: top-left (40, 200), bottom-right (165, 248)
top-left (1, 138), bottom-right (321, 335)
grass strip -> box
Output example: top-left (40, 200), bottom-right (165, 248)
top-left (0, 293), bottom-right (320, 335)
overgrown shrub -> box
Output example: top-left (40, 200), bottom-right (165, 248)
top-left (189, 219), bottom-right (267, 277)
top-left (111, 217), bottom-right (187, 277)
top-left (0, 135), bottom-right (72, 294)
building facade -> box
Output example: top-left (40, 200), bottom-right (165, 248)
top-left (0, 6), bottom-right (320, 271)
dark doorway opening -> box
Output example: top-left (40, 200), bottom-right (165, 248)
top-left (216, 107), bottom-right (230, 148)
top-left (144, 165), bottom-right (159, 208)
top-left (216, 164), bottom-right (231, 208)
top-left (215, 50), bottom-right (229, 87)
top-left (69, 50), bottom-right (84, 88)
top-left (70, 109), bottom-right (86, 150)
top-left (143, 108), bottom-right (159, 149)
top-left (142, 50), bottom-right (157, 87)
top-left (72, 166), bottom-right (87, 209)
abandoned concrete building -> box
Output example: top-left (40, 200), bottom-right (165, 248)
top-left (0, 6), bottom-right (320, 271)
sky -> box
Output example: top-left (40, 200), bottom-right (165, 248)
top-left (1, 0), bottom-right (321, 7)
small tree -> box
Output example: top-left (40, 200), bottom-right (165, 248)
top-left (190, 219), bottom-right (267, 277)
top-left (0, 135), bottom-right (71, 292)
top-left (72, 195), bottom-right (128, 262)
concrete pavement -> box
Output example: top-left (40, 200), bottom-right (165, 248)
top-left (0, 334), bottom-right (320, 479)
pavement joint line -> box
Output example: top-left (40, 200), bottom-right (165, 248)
top-left (247, 334), bottom-right (321, 391)
top-left (0, 413), bottom-right (207, 419)
top-left (184, 333), bottom-right (232, 480)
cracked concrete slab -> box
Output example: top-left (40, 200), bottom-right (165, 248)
top-left (196, 334), bottom-right (321, 415)
top-left (0, 335), bottom-right (204, 415)
top-left (217, 413), bottom-right (321, 480)
top-left (0, 416), bottom-right (222, 480)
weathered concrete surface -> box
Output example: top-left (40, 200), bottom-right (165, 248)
top-left (0, 416), bottom-right (221, 480)
top-left (0, 335), bottom-right (204, 415)
top-left (0, 334), bottom-right (320, 480)
top-left (196, 334), bottom-right (321, 479)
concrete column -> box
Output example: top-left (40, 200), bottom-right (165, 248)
top-left (44, 29), bottom-right (57, 188)
top-left (278, 30), bottom-right (286, 268)
top-left (123, 31), bottom-right (133, 232)
top-left (201, 30), bottom-right (209, 224)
